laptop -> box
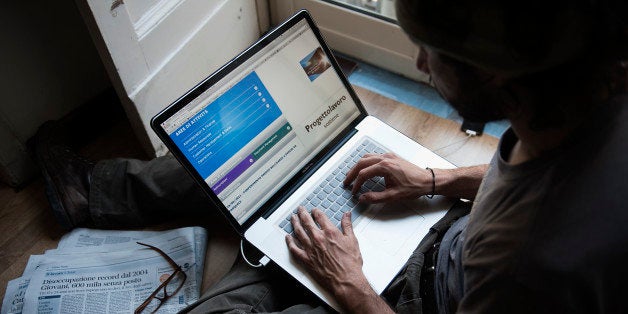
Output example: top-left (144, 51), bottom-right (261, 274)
top-left (151, 10), bottom-right (455, 311)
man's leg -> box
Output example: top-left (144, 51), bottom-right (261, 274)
top-left (32, 121), bottom-right (210, 229)
top-left (182, 259), bottom-right (331, 314)
top-left (434, 215), bottom-right (469, 314)
top-left (89, 155), bottom-right (211, 227)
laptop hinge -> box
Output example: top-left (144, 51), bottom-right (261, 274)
top-left (260, 128), bottom-right (359, 219)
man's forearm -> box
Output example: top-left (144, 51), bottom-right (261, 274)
top-left (432, 164), bottom-right (488, 200)
top-left (335, 279), bottom-right (394, 314)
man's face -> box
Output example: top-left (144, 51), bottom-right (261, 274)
top-left (417, 46), bottom-right (509, 123)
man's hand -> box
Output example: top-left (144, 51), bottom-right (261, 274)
top-left (344, 152), bottom-right (434, 203)
top-left (285, 207), bottom-right (393, 313)
top-left (286, 207), bottom-right (367, 295)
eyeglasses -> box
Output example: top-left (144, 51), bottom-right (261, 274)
top-left (134, 242), bottom-right (188, 314)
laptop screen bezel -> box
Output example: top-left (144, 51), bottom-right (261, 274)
top-left (150, 9), bottom-right (368, 236)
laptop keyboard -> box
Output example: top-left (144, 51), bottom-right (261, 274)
top-left (279, 140), bottom-right (386, 234)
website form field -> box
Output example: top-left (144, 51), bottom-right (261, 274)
top-left (170, 72), bottom-right (282, 178)
top-left (211, 122), bottom-right (294, 195)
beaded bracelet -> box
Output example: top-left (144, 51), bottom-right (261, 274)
top-left (425, 167), bottom-right (435, 199)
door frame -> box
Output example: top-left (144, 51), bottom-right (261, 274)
top-left (75, 0), bottom-right (270, 156)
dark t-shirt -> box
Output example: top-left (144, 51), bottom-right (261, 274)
top-left (452, 95), bottom-right (627, 313)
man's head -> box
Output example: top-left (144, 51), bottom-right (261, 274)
top-left (396, 0), bottom-right (627, 127)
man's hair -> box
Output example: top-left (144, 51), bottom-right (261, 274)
top-left (396, 0), bottom-right (627, 129)
top-left (395, 0), bottom-right (627, 77)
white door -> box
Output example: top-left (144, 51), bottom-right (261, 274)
top-left (77, 0), bottom-right (270, 156)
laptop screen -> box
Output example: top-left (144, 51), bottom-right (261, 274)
top-left (159, 19), bottom-right (361, 224)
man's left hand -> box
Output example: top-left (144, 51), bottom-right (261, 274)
top-left (285, 207), bottom-right (370, 304)
top-left (285, 207), bottom-right (395, 313)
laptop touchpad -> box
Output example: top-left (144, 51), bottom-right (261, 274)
top-left (356, 203), bottom-right (425, 257)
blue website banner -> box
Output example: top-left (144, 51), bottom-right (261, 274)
top-left (170, 72), bottom-right (282, 179)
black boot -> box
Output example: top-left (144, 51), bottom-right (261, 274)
top-left (31, 121), bottom-right (94, 230)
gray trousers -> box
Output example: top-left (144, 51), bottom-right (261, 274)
top-left (87, 155), bottom-right (468, 313)
top-left (89, 156), bottom-right (209, 227)
top-left (181, 259), bottom-right (330, 313)
top-left (89, 156), bottom-right (330, 313)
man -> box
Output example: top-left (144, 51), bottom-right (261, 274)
top-left (34, 0), bottom-right (626, 313)
top-left (284, 1), bottom-right (627, 312)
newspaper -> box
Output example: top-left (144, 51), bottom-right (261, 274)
top-left (1, 227), bottom-right (207, 314)
top-left (2, 278), bottom-right (29, 314)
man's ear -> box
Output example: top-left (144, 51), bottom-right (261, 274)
top-left (415, 47), bottom-right (430, 74)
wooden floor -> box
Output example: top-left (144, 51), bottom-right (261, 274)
top-left (0, 116), bottom-right (150, 300)
top-left (0, 85), bottom-right (498, 302)
top-left (356, 86), bottom-right (498, 167)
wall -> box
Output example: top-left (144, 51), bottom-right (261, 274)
top-left (0, 0), bottom-right (110, 187)
top-left (81, 0), bottom-right (264, 157)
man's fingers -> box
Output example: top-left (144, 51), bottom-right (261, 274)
top-left (341, 212), bottom-right (356, 237)
top-left (350, 163), bottom-right (388, 195)
top-left (285, 235), bottom-right (309, 262)
top-left (311, 208), bottom-right (336, 231)
top-left (291, 213), bottom-right (312, 248)
top-left (359, 188), bottom-right (398, 203)
top-left (297, 207), bottom-right (320, 234)
top-left (344, 155), bottom-right (383, 187)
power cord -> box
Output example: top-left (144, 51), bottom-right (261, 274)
top-left (465, 129), bottom-right (478, 136)
top-left (240, 239), bottom-right (270, 268)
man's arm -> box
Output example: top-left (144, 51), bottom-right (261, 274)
top-left (286, 208), bottom-right (394, 313)
top-left (432, 164), bottom-right (488, 200)
top-left (343, 153), bottom-right (487, 202)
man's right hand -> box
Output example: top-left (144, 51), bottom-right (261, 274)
top-left (343, 152), bottom-right (435, 203)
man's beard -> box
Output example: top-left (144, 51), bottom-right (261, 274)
top-left (449, 95), bottom-right (509, 123)
top-left (432, 71), bottom-right (510, 124)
